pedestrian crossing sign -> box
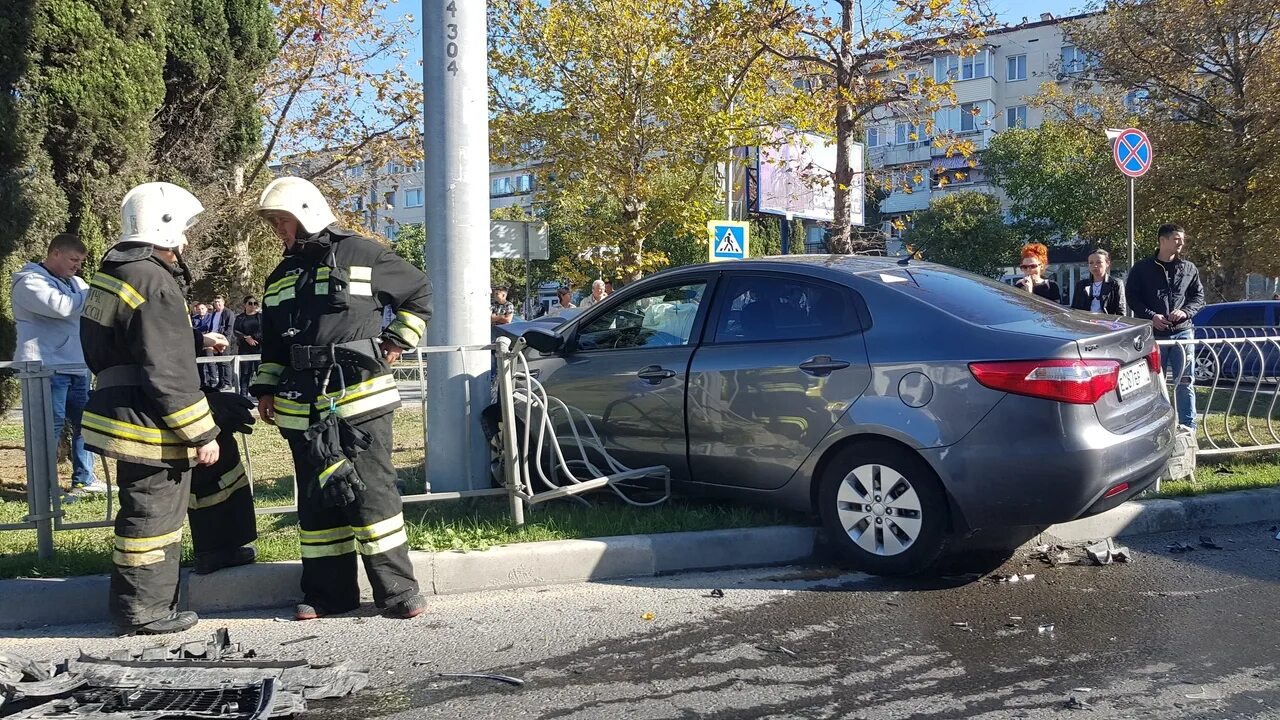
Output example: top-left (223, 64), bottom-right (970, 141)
top-left (707, 221), bottom-right (749, 262)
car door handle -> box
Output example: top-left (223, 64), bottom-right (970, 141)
top-left (799, 356), bottom-right (850, 376)
top-left (637, 365), bottom-right (677, 384)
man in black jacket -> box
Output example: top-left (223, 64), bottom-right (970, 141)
top-left (1125, 224), bottom-right (1205, 429)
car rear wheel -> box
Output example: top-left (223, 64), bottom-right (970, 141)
top-left (818, 442), bottom-right (951, 576)
top-left (1193, 354), bottom-right (1218, 383)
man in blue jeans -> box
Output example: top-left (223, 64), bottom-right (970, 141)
top-left (10, 234), bottom-right (103, 491)
top-left (1125, 223), bottom-right (1205, 429)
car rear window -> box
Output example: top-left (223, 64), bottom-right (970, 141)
top-left (869, 267), bottom-right (1066, 326)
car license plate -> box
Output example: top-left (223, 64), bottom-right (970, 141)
top-left (1117, 361), bottom-right (1150, 400)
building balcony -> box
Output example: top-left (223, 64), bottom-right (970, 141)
top-left (868, 142), bottom-right (932, 168)
top-left (952, 75), bottom-right (998, 105)
top-left (879, 187), bottom-right (932, 214)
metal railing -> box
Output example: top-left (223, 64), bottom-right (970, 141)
top-left (1, 337), bottom-right (670, 559)
top-left (1156, 327), bottom-right (1280, 457)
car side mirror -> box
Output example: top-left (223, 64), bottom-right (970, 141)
top-left (522, 326), bottom-right (564, 354)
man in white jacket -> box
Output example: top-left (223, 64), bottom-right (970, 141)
top-left (11, 234), bottom-right (103, 492)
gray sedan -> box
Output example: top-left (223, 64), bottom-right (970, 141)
top-left (497, 256), bottom-right (1175, 575)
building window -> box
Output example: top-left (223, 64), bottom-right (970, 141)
top-left (514, 174), bottom-right (534, 193)
top-left (1061, 45), bottom-right (1090, 74)
top-left (895, 120), bottom-right (924, 145)
top-left (961, 50), bottom-right (988, 80)
top-left (354, 196), bottom-right (365, 211)
top-left (490, 177), bottom-right (513, 197)
top-left (390, 162), bottom-right (406, 174)
top-left (384, 191), bottom-right (395, 208)
top-left (960, 102), bottom-right (982, 132)
top-left (347, 165), bottom-right (364, 178)
top-left (1006, 54), bottom-right (1027, 82)
top-left (1006, 105), bottom-right (1028, 129)
top-left (410, 160), bottom-right (424, 173)
top-left (385, 225), bottom-right (397, 241)
top-left (404, 188), bottom-right (423, 207)
top-left (934, 55), bottom-right (960, 83)
top-left (866, 127), bottom-right (885, 147)
top-left (1124, 89), bottom-right (1149, 113)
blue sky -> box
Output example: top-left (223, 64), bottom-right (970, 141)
top-left (383, 0), bottom-right (1090, 75)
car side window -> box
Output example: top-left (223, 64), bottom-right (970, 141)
top-left (713, 275), bottom-right (858, 343)
top-left (576, 282), bottom-right (706, 351)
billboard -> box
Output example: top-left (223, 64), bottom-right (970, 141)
top-left (753, 131), bottom-right (862, 225)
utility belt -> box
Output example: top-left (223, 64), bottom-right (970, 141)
top-left (94, 364), bottom-right (144, 389)
top-left (289, 338), bottom-right (383, 373)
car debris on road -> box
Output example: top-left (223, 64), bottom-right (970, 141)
top-left (1085, 539), bottom-right (1131, 566)
top-left (0, 628), bottom-right (367, 719)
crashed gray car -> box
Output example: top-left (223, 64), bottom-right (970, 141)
top-left (497, 256), bottom-right (1175, 575)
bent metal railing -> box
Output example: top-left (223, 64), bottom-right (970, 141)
top-left (1156, 328), bottom-right (1280, 457)
top-left (1, 336), bottom-right (670, 559)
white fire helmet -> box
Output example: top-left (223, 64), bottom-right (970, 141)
top-left (119, 182), bottom-right (204, 249)
top-left (257, 177), bottom-right (338, 235)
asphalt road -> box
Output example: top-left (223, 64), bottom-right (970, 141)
top-left (3, 522), bottom-right (1278, 719)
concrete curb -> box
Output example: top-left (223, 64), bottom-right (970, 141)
top-left (2, 491), bottom-right (1276, 631)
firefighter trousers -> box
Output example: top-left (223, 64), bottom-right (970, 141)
top-left (110, 462), bottom-right (190, 627)
top-left (188, 432), bottom-right (257, 554)
top-left (286, 412), bottom-right (418, 611)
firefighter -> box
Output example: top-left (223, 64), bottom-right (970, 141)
top-left (79, 182), bottom-right (222, 635)
top-left (188, 391), bottom-right (258, 574)
top-left (249, 176), bottom-right (430, 621)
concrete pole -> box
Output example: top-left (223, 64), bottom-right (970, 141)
top-left (424, 0), bottom-right (491, 492)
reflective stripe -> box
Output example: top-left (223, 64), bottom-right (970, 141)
top-left (115, 528), bottom-right (183, 553)
top-left (331, 386), bottom-right (400, 419)
top-left (114, 549), bottom-right (166, 567)
top-left (322, 375), bottom-right (397, 408)
top-left (274, 396), bottom-right (310, 415)
top-left (252, 363), bottom-right (284, 387)
top-left (351, 513), bottom-right (404, 540)
top-left (386, 311), bottom-right (426, 348)
top-left (349, 265), bottom-right (373, 281)
top-left (162, 398), bottom-right (217, 441)
top-left (356, 528), bottom-right (407, 556)
top-left (265, 274), bottom-right (298, 295)
top-left (394, 311), bottom-right (427, 336)
top-left (82, 412), bottom-right (167, 443)
top-left (317, 459), bottom-right (345, 488)
top-left (189, 465), bottom-right (250, 510)
top-left (83, 426), bottom-right (196, 463)
top-left (316, 267), bottom-right (332, 280)
top-left (349, 281), bottom-right (372, 296)
top-left (163, 398), bottom-right (210, 428)
top-left (264, 286), bottom-right (295, 307)
top-left (300, 526), bottom-right (356, 544)
top-left (89, 273), bottom-right (146, 309)
top-left (315, 282), bottom-right (329, 295)
top-left (275, 413), bottom-right (309, 431)
top-left (300, 539), bottom-right (357, 558)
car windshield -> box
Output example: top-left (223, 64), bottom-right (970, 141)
top-left (870, 266), bottom-right (1066, 326)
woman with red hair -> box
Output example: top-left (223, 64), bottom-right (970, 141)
top-left (1015, 242), bottom-right (1061, 303)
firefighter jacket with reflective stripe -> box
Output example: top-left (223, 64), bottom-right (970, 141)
top-left (249, 227), bottom-right (433, 431)
top-left (80, 243), bottom-right (219, 467)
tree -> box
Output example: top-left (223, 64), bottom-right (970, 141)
top-left (983, 120), bottom-right (1124, 248)
top-left (757, 0), bottom-right (994, 253)
top-left (908, 191), bottom-right (1017, 278)
top-left (393, 223), bottom-right (426, 272)
top-left (1043, 0), bottom-right (1280, 300)
top-left (489, 0), bottom-right (794, 280)
top-left (0, 0), bottom-right (168, 391)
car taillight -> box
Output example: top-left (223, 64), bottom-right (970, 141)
top-left (1147, 346), bottom-right (1161, 374)
top-left (969, 359), bottom-right (1121, 405)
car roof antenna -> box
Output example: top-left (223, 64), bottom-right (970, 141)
top-left (897, 244), bottom-right (923, 266)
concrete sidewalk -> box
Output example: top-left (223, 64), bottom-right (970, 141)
top-left (2, 489), bottom-right (1278, 631)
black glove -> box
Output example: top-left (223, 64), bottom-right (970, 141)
top-left (205, 391), bottom-right (256, 435)
top-left (302, 414), bottom-right (368, 508)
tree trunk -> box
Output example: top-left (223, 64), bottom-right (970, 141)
top-left (826, 0), bottom-right (857, 255)
top-left (621, 197), bottom-right (646, 281)
top-left (230, 165), bottom-right (254, 295)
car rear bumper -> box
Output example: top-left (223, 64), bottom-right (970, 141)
top-left (920, 395), bottom-right (1176, 530)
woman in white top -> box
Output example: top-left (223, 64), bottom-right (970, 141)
top-left (547, 287), bottom-right (577, 317)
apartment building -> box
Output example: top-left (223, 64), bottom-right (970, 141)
top-left (328, 156), bottom-right (538, 241)
top-left (867, 12), bottom-right (1091, 254)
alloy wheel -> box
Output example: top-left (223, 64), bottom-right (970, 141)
top-left (834, 464), bottom-right (923, 557)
